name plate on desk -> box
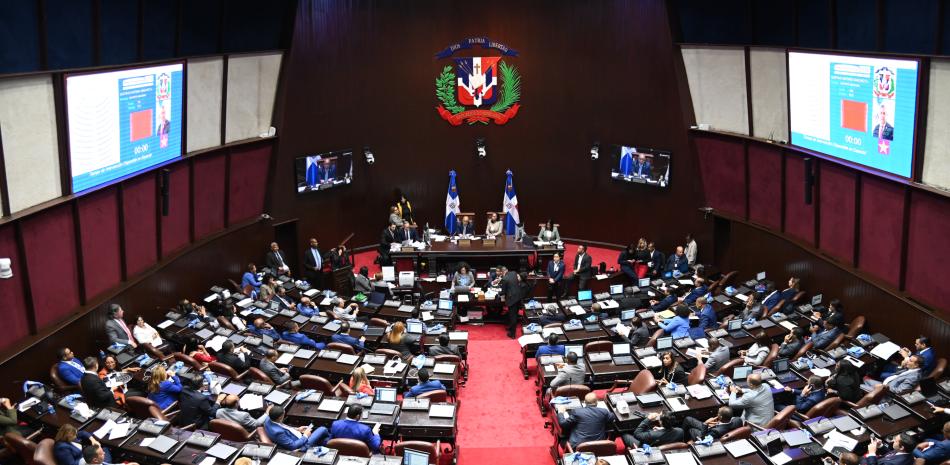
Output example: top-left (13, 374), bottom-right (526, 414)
top-left (458, 239), bottom-right (471, 247)
top-left (481, 238), bottom-right (496, 246)
top-left (400, 246), bottom-right (415, 252)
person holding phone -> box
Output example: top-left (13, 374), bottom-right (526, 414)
top-left (330, 405), bottom-right (382, 452)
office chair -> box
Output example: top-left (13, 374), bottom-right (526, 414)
top-left (793, 342), bottom-right (814, 360)
top-left (713, 358), bottom-right (744, 378)
top-left (4, 433), bottom-right (37, 465)
top-left (209, 361), bottom-right (247, 381)
top-left (924, 358), bottom-right (947, 382)
top-left (753, 405), bottom-right (796, 431)
top-left (393, 441), bottom-right (441, 465)
top-left (720, 426), bottom-right (752, 441)
top-left (375, 348), bottom-right (404, 360)
top-left (369, 318), bottom-right (390, 328)
top-left (845, 316), bottom-right (865, 340)
top-left (126, 396), bottom-right (176, 421)
top-left (842, 384), bottom-right (886, 409)
top-left (327, 438), bottom-right (371, 458)
top-left (299, 374), bottom-right (337, 395)
top-left (32, 439), bottom-right (55, 465)
top-left (210, 419), bottom-right (258, 442)
top-left (245, 367), bottom-right (289, 388)
top-left (796, 396), bottom-right (841, 422)
top-left (825, 333), bottom-right (846, 351)
top-left (417, 389), bottom-right (448, 403)
top-left (759, 344), bottom-right (781, 369)
top-left (609, 369), bottom-right (656, 395)
top-left (719, 271), bottom-right (739, 288)
top-left (217, 316), bottom-right (236, 331)
top-left (583, 340), bottom-right (612, 354)
top-left (49, 364), bottom-right (80, 394)
top-left (658, 442), bottom-right (690, 451)
top-left (645, 328), bottom-right (665, 348)
top-left (687, 363), bottom-right (706, 385)
top-left (572, 440), bottom-right (617, 456)
top-left (171, 352), bottom-right (206, 371)
top-left (327, 342), bottom-right (356, 355)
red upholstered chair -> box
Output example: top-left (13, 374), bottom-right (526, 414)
top-left (718, 271), bottom-right (738, 288)
top-left (49, 364), bottom-right (79, 393)
top-left (369, 318), bottom-right (390, 328)
top-left (758, 406), bottom-right (796, 430)
top-left (171, 352), bottom-right (206, 371)
top-left (658, 442), bottom-right (689, 451)
top-left (552, 385), bottom-right (591, 399)
top-left (327, 342), bottom-right (356, 355)
top-left (375, 348), bottom-right (403, 360)
top-left (843, 384), bottom-right (886, 409)
top-left (299, 375), bottom-right (337, 395)
top-left (574, 440), bottom-right (617, 456)
top-left (4, 433), bottom-right (37, 465)
top-left (713, 358), bottom-right (744, 378)
top-left (417, 390), bottom-right (448, 403)
top-left (845, 316), bottom-right (865, 340)
top-left (799, 397), bottom-right (841, 420)
top-left (125, 396), bottom-right (173, 420)
top-left (217, 316), bottom-right (236, 331)
top-left (209, 419), bottom-right (257, 442)
top-left (327, 438), bottom-right (371, 458)
top-left (609, 369), bottom-right (656, 395)
top-left (760, 344), bottom-right (781, 369)
top-left (393, 441), bottom-right (441, 465)
top-left (32, 439), bottom-right (55, 465)
top-left (794, 342), bottom-right (814, 360)
top-left (825, 333), bottom-right (846, 351)
top-left (584, 340), bottom-right (612, 354)
top-left (646, 329), bottom-right (665, 348)
top-left (209, 361), bottom-right (246, 381)
top-left (721, 426), bottom-right (752, 441)
top-left (687, 363), bottom-right (706, 385)
top-left (245, 367), bottom-right (275, 384)
top-left (257, 428), bottom-right (273, 445)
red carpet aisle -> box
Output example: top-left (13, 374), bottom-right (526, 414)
top-left (453, 324), bottom-right (552, 465)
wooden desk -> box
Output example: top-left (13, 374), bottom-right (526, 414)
top-left (397, 402), bottom-right (458, 441)
top-left (563, 326), bottom-right (610, 344)
top-left (170, 438), bottom-right (243, 465)
top-left (305, 355), bottom-right (362, 384)
top-left (80, 416), bottom-right (140, 450)
top-left (863, 409), bottom-right (923, 437)
top-left (120, 427), bottom-right (192, 463)
top-left (284, 395), bottom-right (326, 426)
top-left (700, 444), bottom-right (769, 465)
top-left (360, 403), bottom-right (400, 438)
top-left (391, 235), bottom-right (535, 275)
top-left (587, 359), bottom-right (638, 386)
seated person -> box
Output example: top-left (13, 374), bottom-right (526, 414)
top-left (98, 354), bottom-right (141, 405)
top-left (218, 340), bottom-right (252, 372)
top-left (329, 301), bottom-right (360, 321)
top-left (348, 367), bottom-right (374, 396)
top-left (273, 286), bottom-right (296, 310)
top-left (861, 433), bottom-right (915, 465)
top-left (649, 287), bottom-right (680, 313)
top-left (329, 405), bottom-right (382, 452)
top-left (680, 406), bottom-right (743, 442)
top-left (429, 334), bottom-right (461, 357)
top-left (189, 344), bottom-right (217, 364)
top-left (655, 305), bottom-right (691, 339)
top-left (653, 352), bottom-right (688, 386)
top-left (810, 319), bottom-right (842, 350)
top-left (665, 247), bottom-right (689, 274)
top-left (739, 332), bottom-right (771, 366)
top-left (619, 317), bottom-right (651, 347)
top-left (538, 300), bottom-right (567, 326)
top-left (778, 376), bottom-right (827, 414)
top-left (535, 334), bottom-right (566, 359)
top-left (863, 355), bottom-right (922, 394)
top-left (538, 219), bottom-right (560, 242)
top-left (404, 368), bottom-right (446, 398)
top-left (259, 349), bottom-right (293, 386)
top-left (331, 321), bottom-right (366, 352)
top-left (778, 329), bottom-right (804, 358)
top-left (726, 293), bottom-right (763, 322)
top-left (353, 266), bottom-right (373, 294)
top-left (827, 359), bottom-right (863, 403)
top-left (296, 296), bottom-right (318, 316)
top-left (264, 406), bottom-right (329, 451)
top-left (556, 392), bottom-right (612, 450)
top-left (812, 298), bottom-right (846, 329)
top-left (763, 277), bottom-right (800, 310)
top-left (80, 357), bottom-right (118, 409)
top-left (485, 212), bottom-right (503, 236)
top-left (913, 421), bottom-right (950, 464)
top-left (549, 352), bottom-right (586, 392)
top-left (456, 216), bottom-right (475, 236)
top-left (81, 444), bottom-right (137, 465)
top-left (216, 395), bottom-right (269, 431)
top-left (882, 335), bottom-right (936, 379)
top-left (699, 337), bottom-right (731, 373)
top-left (147, 365), bottom-right (181, 410)
top-left (57, 347), bottom-right (84, 386)
top-left (132, 316), bottom-right (163, 347)
top-left (282, 322), bottom-right (326, 350)
top-left (728, 373), bottom-right (775, 427)
top-left (623, 412), bottom-right (684, 448)
top-left (692, 296), bottom-right (717, 333)
top-left (682, 277), bottom-right (708, 306)
top-left (249, 318), bottom-right (281, 340)
top-left (383, 322), bottom-right (419, 357)
top-left (175, 375), bottom-right (225, 429)
top-left (54, 423), bottom-right (110, 465)
top-left (453, 264), bottom-right (475, 290)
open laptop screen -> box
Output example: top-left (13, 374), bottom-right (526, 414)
top-left (610, 284), bottom-right (623, 295)
top-left (375, 387), bottom-right (397, 403)
top-left (565, 345), bottom-right (584, 357)
top-left (403, 449), bottom-right (430, 465)
top-left (638, 278), bottom-right (650, 287)
top-left (772, 358), bottom-right (789, 373)
top-left (733, 365), bottom-right (753, 381)
top-left (656, 337), bottom-right (672, 350)
top-left (578, 290), bottom-right (593, 301)
top-left (437, 299), bottom-right (453, 310)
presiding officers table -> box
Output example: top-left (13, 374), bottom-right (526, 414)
top-left (391, 236), bottom-right (536, 275)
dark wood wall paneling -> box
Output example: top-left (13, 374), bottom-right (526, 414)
top-left (267, 0), bottom-right (706, 263)
top-left (693, 132), bottom-right (950, 351)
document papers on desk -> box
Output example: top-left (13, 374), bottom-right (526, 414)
top-left (205, 335), bottom-right (228, 352)
top-left (724, 439), bottom-right (757, 457)
top-left (569, 305), bottom-right (586, 315)
top-left (239, 394), bottom-right (264, 410)
top-left (265, 390), bottom-right (291, 405)
top-left (276, 353), bottom-right (294, 365)
top-left (206, 443), bottom-right (238, 460)
top-left (686, 384), bottom-right (713, 399)
top-left (640, 356), bottom-right (661, 368)
top-left (456, 294), bottom-right (470, 302)
top-left (93, 420), bottom-right (117, 439)
top-left (663, 451), bottom-right (697, 465)
top-left (337, 354), bottom-right (359, 365)
top-left (157, 320), bottom-right (174, 329)
top-left (823, 429), bottom-right (858, 453)
top-left (870, 341), bottom-right (901, 360)
top-left (519, 333), bottom-right (544, 347)
top-left (108, 421), bottom-right (130, 440)
top-left (270, 452), bottom-right (301, 465)
top-left (595, 274), bottom-right (609, 280)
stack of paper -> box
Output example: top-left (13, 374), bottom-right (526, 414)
top-left (518, 333), bottom-right (544, 347)
top-left (723, 439), bottom-right (756, 457)
top-left (870, 341), bottom-right (901, 360)
top-left (239, 394), bottom-right (264, 410)
top-left (276, 353), bottom-right (294, 365)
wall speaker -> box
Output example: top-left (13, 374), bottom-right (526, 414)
top-left (803, 158), bottom-right (814, 205)
top-left (160, 169), bottom-right (170, 216)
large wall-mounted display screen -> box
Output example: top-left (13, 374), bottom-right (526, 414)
top-left (67, 63), bottom-right (184, 193)
top-left (789, 52), bottom-right (920, 178)
top-left (295, 150), bottom-right (354, 193)
top-left (610, 145), bottom-right (671, 187)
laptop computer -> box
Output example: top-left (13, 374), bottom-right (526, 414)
top-left (732, 365), bottom-right (753, 384)
top-left (587, 352), bottom-right (611, 363)
top-left (565, 345), bottom-right (584, 357)
top-left (883, 403), bottom-right (911, 421)
top-left (370, 402), bottom-right (397, 416)
top-left (365, 291), bottom-right (386, 310)
top-left (147, 435), bottom-right (178, 454)
top-left (403, 448), bottom-right (429, 465)
top-left (613, 343), bottom-right (631, 355)
top-left (771, 358), bottom-right (798, 383)
top-left (830, 415), bottom-right (861, 432)
top-left (577, 289), bottom-right (593, 303)
top-left (781, 429), bottom-right (811, 447)
top-left (437, 299), bottom-right (454, 316)
top-left (364, 326), bottom-right (385, 337)
top-left (620, 309), bottom-right (637, 321)
top-left (638, 278), bottom-right (651, 288)
top-left (610, 284), bottom-right (624, 296)
top-left (656, 336), bottom-right (673, 352)
top-left (407, 321), bottom-right (424, 334)
top-left (726, 319), bottom-right (751, 339)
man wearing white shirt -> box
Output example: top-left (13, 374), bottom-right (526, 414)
top-left (684, 233), bottom-right (697, 266)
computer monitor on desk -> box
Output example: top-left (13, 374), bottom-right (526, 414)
top-left (578, 290), bottom-right (592, 302)
top-left (565, 345), bottom-right (584, 357)
top-left (375, 387), bottom-right (397, 403)
top-left (656, 337), bottom-right (673, 351)
top-left (638, 278), bottom-right (650, 287)
top-left (403, 449), bottom-right (429, 465)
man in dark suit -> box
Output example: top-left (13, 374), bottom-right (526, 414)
top-left (912, 421), bottom-right (950, 464)
top-left (302, 237), bottom-right (325, 287)
top-left (266, 242), bottom-right (291, 276)
top-left (500, 269), bottom-right (526, 338)
top-left (680, 406), bottom-right (743, 442)
top-left (862, 433), bottom-right (915, 465)
top-left (632, 153), bottom-right (652, 178)
top-left (330, 322), bottom-right (365, 352)
top-left (379, 224), bottom-right (398, 265)
top-left (428, 334), bottom-right (461, 357)
top-left (872, 103), bottom-right (894, 141)
top-left (647, 242), bottom-right (665, 277)
top-left (80, 357), bottom-right (117, 409)
top-left (546, 252), bottom-right (565, 301)
top-left (175, 375), bottom-right (225, 429)
top-left (556, 392), bottom-right (613, 449)
top-left (763, 277), bottom-right (800, 310)
top-left (218, 341), bottom-right (251, 373)
top-left (570, 245), bottom-right (593, 292)
top-left (665, 247), bottom-right (689, 274)
top-left (259, 349), bottom-right (293, 386)
top-left (104, 304), bottom-right (137, 348)
top-left (780, 376), bottom-right (827, 414)
top-left (624, 412), bottom-right (684, 448)
top-left (396, 221), bottom-right (417, 242)
top-left (456, 216), bottom-right (475, 236)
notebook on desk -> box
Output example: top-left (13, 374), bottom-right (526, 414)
top-left (146, 434), bottom-right (177, 454)
top-left (205, 443), bottom-right (237, 460)
top-left (318, 399), bottom-right (345, 413)
top-left (587, 352), bottom-right (611, 363)
top-left (369, 402), bottom-right (397, 416)
top-left (429, 404), bottom-right (455, 418)
top-left (402, 398), bottom-right (430, 410)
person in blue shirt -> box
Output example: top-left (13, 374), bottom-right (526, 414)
top-left (296, 297), bottom-right (318, 317)
top-left (656, 305), bottom-right (691, 339)
top-left (682, 277), bottom-right (708, 306)
top-left (810, 320), bottom-right (842, 350)
top-left (778, 376), bottom-right (827, 414)
top-left (264, 405), bottom-right (329, 451)
top-left (331, 322), bottom-right (365, 352)
top-left (665, 247), bottom-right (689, 274)
top-left (762, 277), bottom-right (799, 310)
top-left (913, 421), bottom-right (950, 464)
top-left (147, 365), bottom-right (181, 410)
top-left (694, 296), bottom-right (717, 330)
top-left (56, 347), bottom-right (84, 386)
top-left (535, 334), bottom-right (566, 359)
top-left (329, 405), bottom-right (382, 452)
top-left (241, 263), bottom-right (262, 294)
top-left (282, 322), bottom-right (325, 350)
top-left (881, 335), bottom-right (937, 380)
top-left (249, 318), bottom-right (280, 341)
top-left (404, 368), bottom-right (446, 398)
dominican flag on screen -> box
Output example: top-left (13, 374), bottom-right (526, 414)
top-left (445, 170), bottom-right (461, 234)
top-left (502, 170), bottom-right (520, 235)
top-left (305, 156), bottom-right (321, 186)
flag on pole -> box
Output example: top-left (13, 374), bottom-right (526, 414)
top-left (502, 170), bottom-right (520, 235)
top-left (445, 170), bottom-right (461, 234)
top-left (305, 156), bottom-right (321, 186)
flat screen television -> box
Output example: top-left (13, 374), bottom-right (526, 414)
top-left (789, 51), bottom-right (921, 178)
top-left (66, 62), bottom-right (184, 193)
top-left (295, 150), bottom-right (353, 193)
top-left (609, 145), bottom-right (671, 187)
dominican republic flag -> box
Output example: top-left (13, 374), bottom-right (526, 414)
top-left (445, 170), bottom-right (461, 234)
top-left (305, 156), bottom-right (321, 186)
top-left (502, 170), bottom-right (520, 235)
